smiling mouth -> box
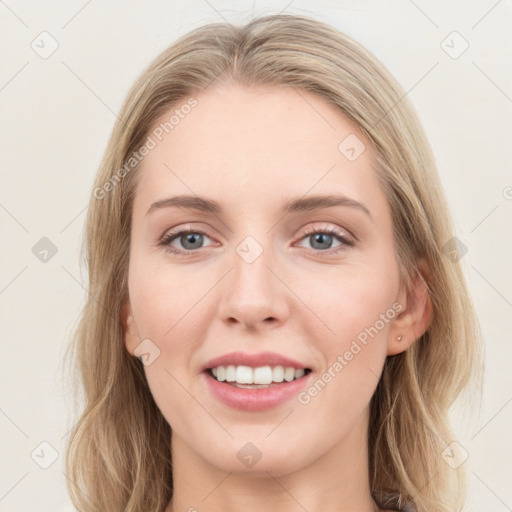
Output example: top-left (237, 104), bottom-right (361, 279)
top-left (207, 365), bottom-right (312, 389)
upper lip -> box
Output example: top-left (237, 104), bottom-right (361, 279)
top-left (202, 351), bottom-right (310, 371)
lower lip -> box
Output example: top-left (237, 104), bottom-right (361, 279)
top-left (202, 371), bottom-right (312, 412)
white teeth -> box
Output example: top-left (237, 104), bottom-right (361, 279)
top-left (272, 365), bottom-right (284, 383)
top-left (225, 365), bottom-right (236, 382)
top-left (216, 366), bottom-right (226, 382)
top-left (235, 365), bottom-right (253, 384)
top-left (210, 364), bottom-right (308, 385)
top-left (253, 366), bottom-right (273, 385)
top-left (284, 367), bottom-right (295, 382)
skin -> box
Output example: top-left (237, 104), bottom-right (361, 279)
top-left (122, 83), bottom-right (431, 512)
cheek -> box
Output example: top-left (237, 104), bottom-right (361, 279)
top-left (127, 254), bottom-right (212, 417)
top-left (129, 280), bottom-right (202, 433)
top-left (295, 260), bottom-right (399, 346)
top-left (128, 250), bottom-right (207, 341)
top-left (292, 260), bottom-right (398, 404)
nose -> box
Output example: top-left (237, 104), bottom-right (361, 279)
top-left (217, 240), bottom-right (290, 331)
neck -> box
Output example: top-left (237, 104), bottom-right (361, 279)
top-left (166, 409), bottom-right (380, 512)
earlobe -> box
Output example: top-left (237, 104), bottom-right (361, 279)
top-left (120, 301), bottom-right (140, 356)
top-left (387, 260), bottom-right (432, 356)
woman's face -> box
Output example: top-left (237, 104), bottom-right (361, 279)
top-left (123, 83), bottom-right (415, 476)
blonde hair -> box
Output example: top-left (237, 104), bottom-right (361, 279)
top-left (64, 14), bottom-right (482, 512)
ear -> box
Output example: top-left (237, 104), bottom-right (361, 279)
top-left (387, 259), bottom-right (433, 356)
top-left (120, 301), bottom-right (141, 356)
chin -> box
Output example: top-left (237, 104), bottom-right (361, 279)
top-left (197, 437), bottom-right (313, 477)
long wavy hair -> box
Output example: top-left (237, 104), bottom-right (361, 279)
top-left (64, 13), bottom-right (482, 512)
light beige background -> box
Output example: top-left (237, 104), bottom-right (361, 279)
top-left (1, 1), bottom-right (511, 510)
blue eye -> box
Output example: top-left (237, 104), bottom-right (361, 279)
top-left (299, 226), bottom-right (354, 254)
top-left (159, 229), bottom-right (214, 255)
top-left (159, 226), bottom-right (354, 256)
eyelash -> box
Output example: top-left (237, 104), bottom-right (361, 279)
top-left (158, 225), bottom-right (354, 257)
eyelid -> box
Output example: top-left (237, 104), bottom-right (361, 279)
top-left (158, 223), bottom-right (217, 249)
top-left (295, 224), bottom-right (355, 253)
top-left (159, 222), bottom-right (212, 240)
top-left (300, 223), bottom-right (354, 241)
top-left (158, 221), bottom-right (356, 255)
top-left (160, 221), bottom-right (354, 240)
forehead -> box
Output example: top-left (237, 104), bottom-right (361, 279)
top-left (133, 83), bottom-right (387, 218)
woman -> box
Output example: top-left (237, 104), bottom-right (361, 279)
top-left (65, 14), bottom-right (482, 512)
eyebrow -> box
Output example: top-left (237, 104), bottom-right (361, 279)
top-left (146, 194), bottom-right (372, 220)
